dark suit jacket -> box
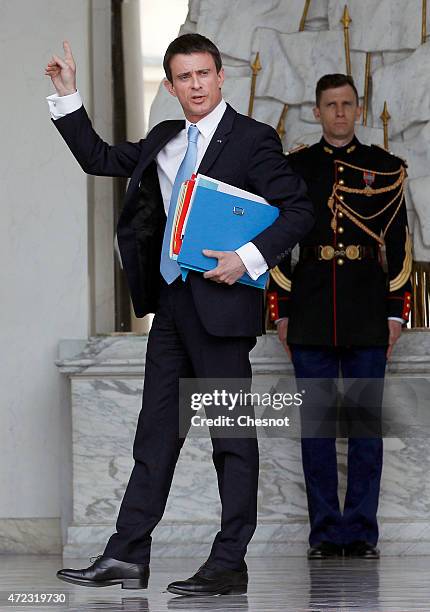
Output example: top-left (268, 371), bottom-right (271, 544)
top-left (53, 103), bottom-right (314, 337)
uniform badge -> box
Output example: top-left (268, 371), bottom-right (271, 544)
top-left (363, 170), bottom-right (376, 195)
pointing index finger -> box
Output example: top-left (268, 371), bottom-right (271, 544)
top-left (63, 40), bottom-right (75, 62)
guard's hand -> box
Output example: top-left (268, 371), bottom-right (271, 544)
top-left (386, 319), bottom-right (403, 360)
top-left (276, 318), bottom-right (291, 359)
top-left (202, 250), bottom-right (246, 285)
top-left (44, 40), bottom-right (77, 96)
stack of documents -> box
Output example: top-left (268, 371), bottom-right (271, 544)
top-left (169, 174), bottom-right (279, 289)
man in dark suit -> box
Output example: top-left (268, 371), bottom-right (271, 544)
top-left (45, 35), bottom-right (313, 595)
top-left (268, 74), bottom-right (412, 561)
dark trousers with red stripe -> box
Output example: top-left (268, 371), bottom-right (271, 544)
top-left (291, 345), bottom-right (386, 547)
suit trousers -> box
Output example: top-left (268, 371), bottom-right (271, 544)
top-left (104, 277), bottom-right (258, 569)
top-left (291, 346), bottom-right (386, 547)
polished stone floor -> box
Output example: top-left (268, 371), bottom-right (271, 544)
top-left (0, 555), bottom-right (429, 612)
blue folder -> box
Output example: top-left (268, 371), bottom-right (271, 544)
top-left (177, 185), bottom-right (279, 289)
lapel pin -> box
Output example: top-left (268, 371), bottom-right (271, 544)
top-left (217, 139), bottom-right (222, 143)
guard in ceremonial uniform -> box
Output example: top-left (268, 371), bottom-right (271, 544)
top-left (268, 74), bottom-right (412, 560)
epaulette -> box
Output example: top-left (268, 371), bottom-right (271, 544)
top-left (371, 144), bottom-right (408, 167)
top-left (285, 143), bottom-right (309, 156)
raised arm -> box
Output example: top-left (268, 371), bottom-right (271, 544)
top-left (45, 41), bottom-right (142, 177)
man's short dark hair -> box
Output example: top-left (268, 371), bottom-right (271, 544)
top-left (316, 74), bottom-right (359, 107)
top-left (163, 33), bottom-right (222, 83)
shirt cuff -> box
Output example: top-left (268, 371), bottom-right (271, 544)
top-left (46, 90), bottom-right (82, 120)
top-left (388, 316), bottom-right (406, 324)
top-left (235, 242), bottom-right (268, 281)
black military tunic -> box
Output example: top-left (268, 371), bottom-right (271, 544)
top-left (268, 136), bottom-right (412, 346)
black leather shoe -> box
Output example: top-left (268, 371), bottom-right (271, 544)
top-left (344, 541), bottom-right (380, 559)
top-left (166, 562), bottom-right (248, 596)
top-left (56, 556), bottom-right (149, 589)
top-left (307, 542), bottom-right (343, 559)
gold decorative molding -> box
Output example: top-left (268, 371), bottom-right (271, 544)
top-left (412, 261), bottom-right (430, 327)
top-left (276, 104), bottom-right (289, 140)
top-left (380, 101), bottom-right (391, 151)
top-left (340, 5), bottom-right (352, 76)
top-left (248, 52), bottom-right (262, 118)
top-left (362, 52), bottom-right (371, 126)
top-left (299, 0), bottom-right (312, 31)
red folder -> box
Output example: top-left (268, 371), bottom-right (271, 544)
top-left (170, 174), bottom-right (196, 259)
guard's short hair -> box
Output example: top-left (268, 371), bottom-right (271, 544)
top-left (163, 33), bottom-right (222, 83)
top-left (316, 74), bottom-right (359, 107)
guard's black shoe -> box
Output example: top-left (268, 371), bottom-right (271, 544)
top-left (56, 556), bottom-right (149, 589)
top-left (166, 562), bottom-right (248, 596)
top-left (307, 542), bottom-right (343, 559)
top-left (344, 541), bottom-right (380, 559)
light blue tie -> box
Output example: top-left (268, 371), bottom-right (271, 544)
top-left (160, 124), bottom-right (200, 283)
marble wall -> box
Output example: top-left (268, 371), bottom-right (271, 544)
top-left (0, 0), bottom-right (114, 553)
top-left (58, 331), bottom-right (430, 558)
top-left (0, 0), bottom-right (89, 537)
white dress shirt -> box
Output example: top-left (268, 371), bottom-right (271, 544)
top-left (46, 91), bottom-right (268, 280)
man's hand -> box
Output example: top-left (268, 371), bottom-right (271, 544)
top-left (276, 318), bottom-right (291, 359)
top-left (202, 250), bottom-right (246, 285)
top-left (386, 319), bottom-right (403, 360)
top-left (44, 40), bottom-right (77, 96)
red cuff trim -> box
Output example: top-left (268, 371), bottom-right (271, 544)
top-left (267, 292), bottom-right (279, 321)
top-left (402, 291), bottom-right (412, 320)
